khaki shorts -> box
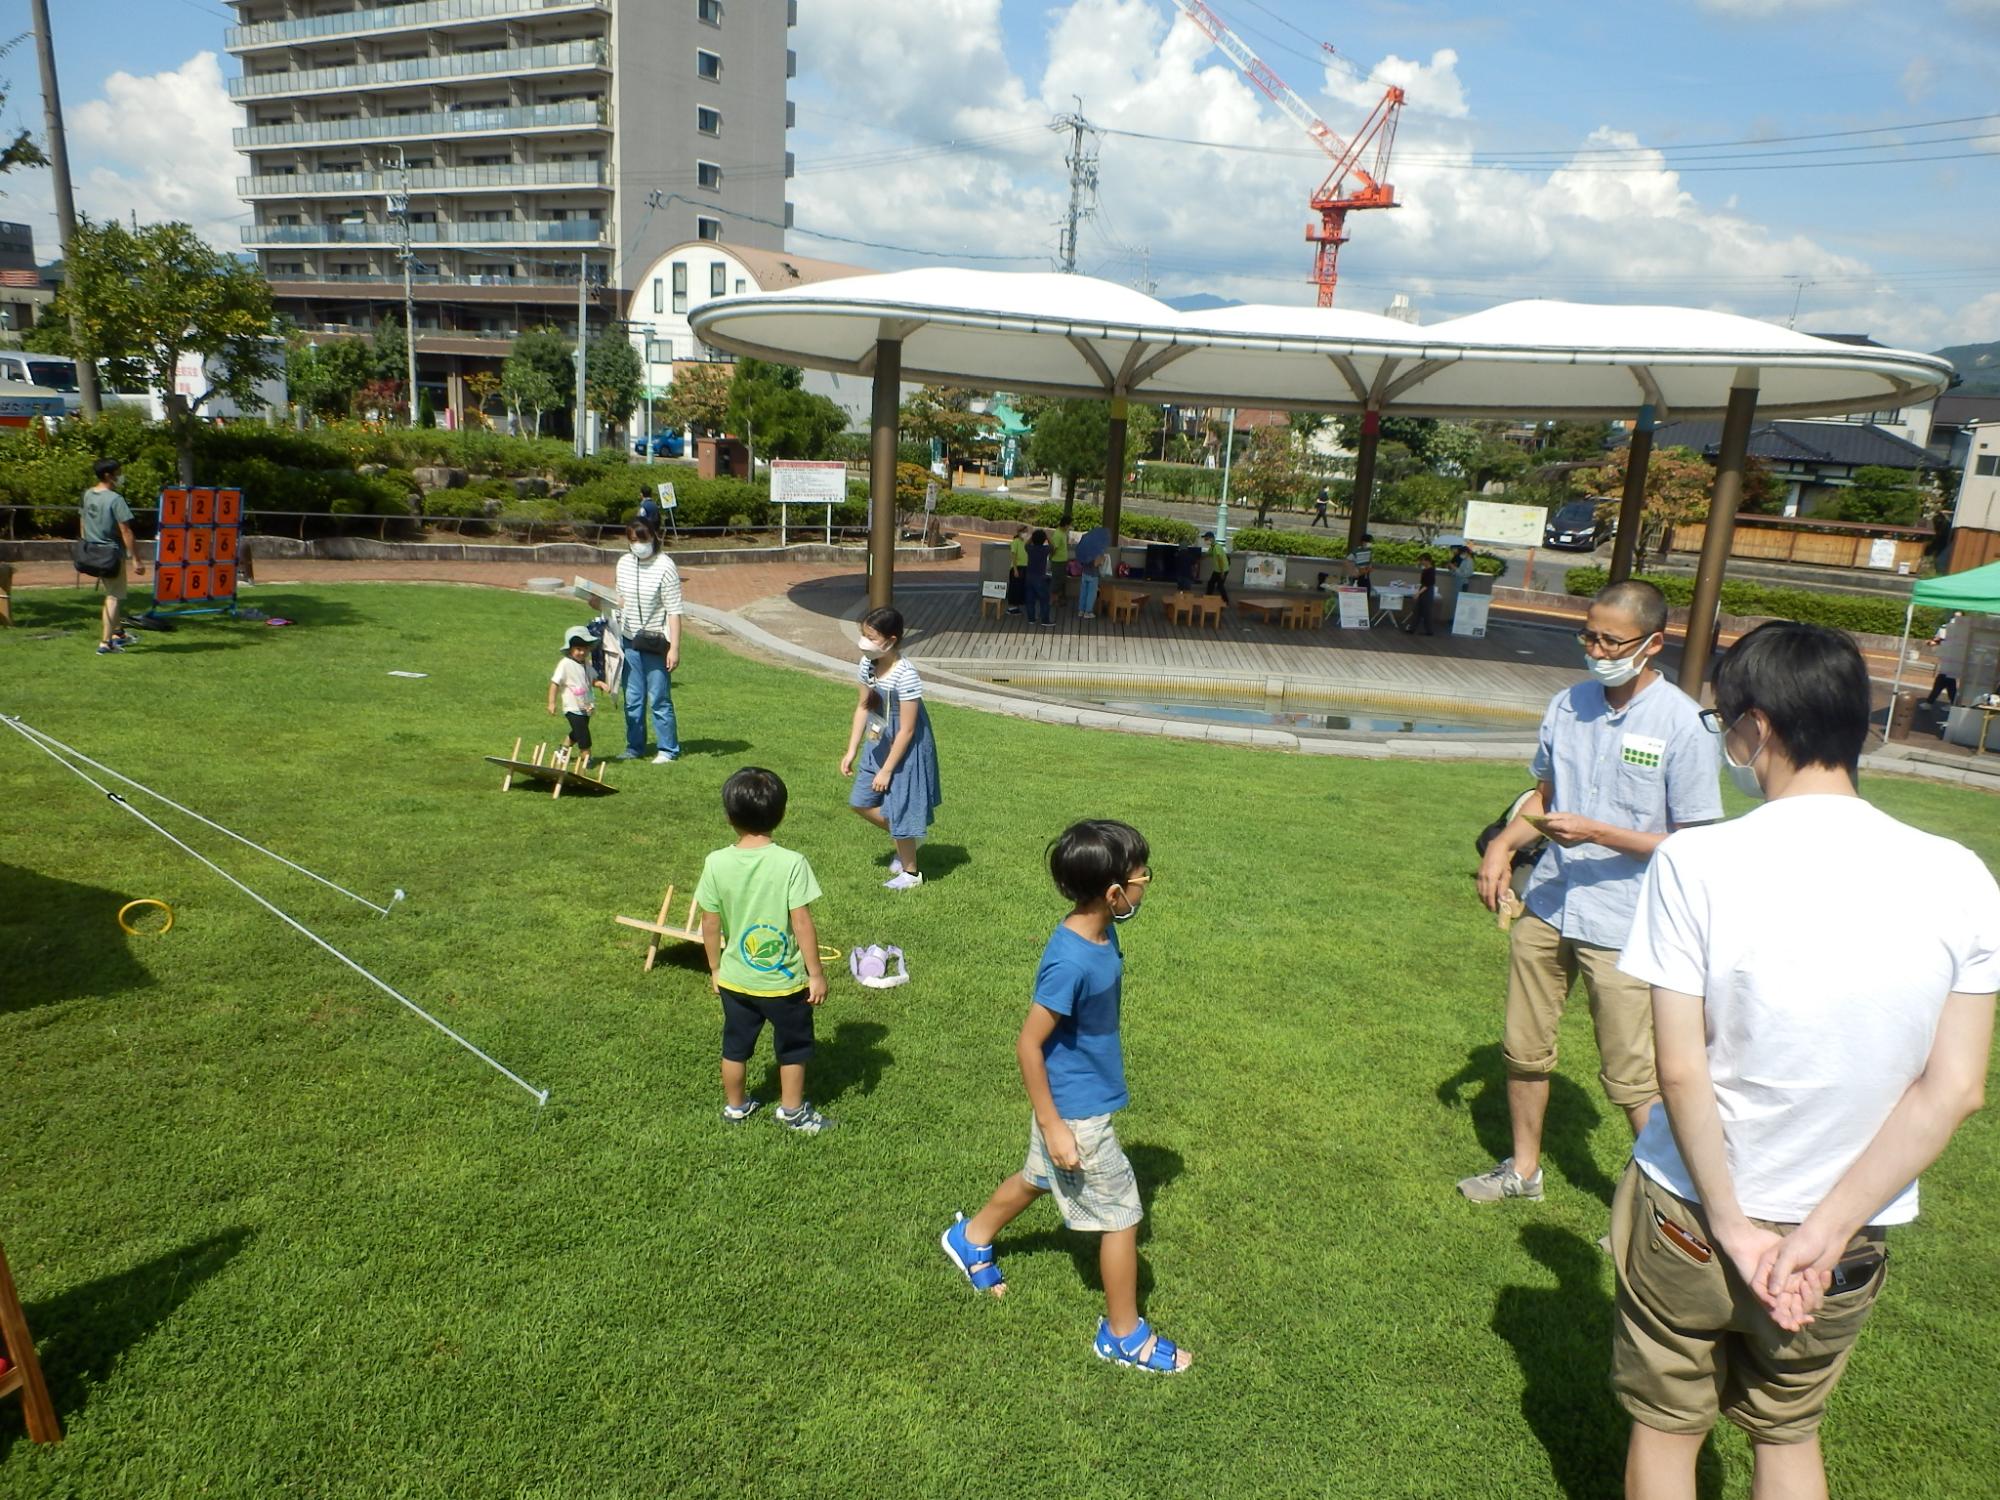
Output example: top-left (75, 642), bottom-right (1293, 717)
top-left (1611, 1163), bottom-right (1888, 1444)
top-left (1501, 911), bottom-right (1657, 1109)
top-left (103, 559), bottom-right (128, 603)
top-left (1023, 1113), bottom-right (1142, 1233)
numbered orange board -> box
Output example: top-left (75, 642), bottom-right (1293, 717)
top-left (189, 489), bottom-right (215, 525)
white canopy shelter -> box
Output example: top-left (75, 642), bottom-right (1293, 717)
top-left (689, 268), bottom-right (1953, 687)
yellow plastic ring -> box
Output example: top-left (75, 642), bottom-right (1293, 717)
top-left (117, 899), bottom-right (175, 936)
top-left (819, 944), bottom-right (843, 962)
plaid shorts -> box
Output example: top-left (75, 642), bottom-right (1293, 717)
top-left (1024, 1113), bottom-right (1142, 1232)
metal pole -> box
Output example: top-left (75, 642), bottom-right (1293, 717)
top-left (1101, 396), bottom-right (1128, 545)
top-left (573, 251), bottom-right (588, 459)
top-left (1346, 408), bottom-right (1381, 552)
top-left (867, 338), bottom-right (902, 610)
top-left (402, 245), bottom-right (418, 427)
top-left (1609, 404), bottom-right (1655, 584)
top-left (1677, 373), bottom-right (1759, 697)
top-left (30, 0), bottom-right (101, 418)
top-left (1217, 407), bottom-right (1236, 544)
top-left (1883, 599), bottom-right (1915, 745)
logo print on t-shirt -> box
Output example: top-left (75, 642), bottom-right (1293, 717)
top-left (740, 924), bottom-right (795, 981)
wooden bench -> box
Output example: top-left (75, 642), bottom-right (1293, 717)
top-left (1280, 600), bottom-right (1320, 630)
top-left (1190, 594), bottom-right (1225, 628)
top-left (979, 592), bottom-right (1005, 621)
top-left (1106, 587), bottom-right (1145, 624)
top-left (1235, 595), bottom-right (1289, 625)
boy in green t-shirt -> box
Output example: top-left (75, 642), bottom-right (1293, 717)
top-left (695, 768), bottom-right (833, 1133)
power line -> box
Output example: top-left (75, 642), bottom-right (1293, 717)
top-left (644, 193), bottom-right (1044, 264)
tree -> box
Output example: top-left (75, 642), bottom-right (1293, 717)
top-left (899, 385), bottom-right (990, 471)
top-left (1239, 425), bottom-right (1305, 526)
top-left (1336, 413), bottom-right (1438, 466)
top-left (1425, 421), bottom-right (1481, 479)
top-left (284, 330), bottom-right (374, 420)
top-left (725, 358), bottom-right (846, 462)
top-left (0, 90), bottom-right (46, 176)
top-left (370, 312), bottom-right (409, 388)
top-left (1379, 472), bottom-right (1465, 543)
top-left (502, 327), bottom-right (574, 439)
top-left (1591, 445), bottom-right (1714, 557)
top-left (1821, 464), bottom-right (1927, 526)
top-left (463, 370), bottom-right (502, 429)
top-left (37, 217), bottom-right (278, 482)
top-left (1541, 419), bottom-right (1612, 462)
top-left (585, 331), bottom-right (644, 437)
top-left (657, 362), bottom-right (732, 436)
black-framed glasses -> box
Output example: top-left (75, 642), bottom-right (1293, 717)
top-left (1575, 629), bottom-right (1649, 652)
top-left (1698, 709), bottom-right (1730, 736)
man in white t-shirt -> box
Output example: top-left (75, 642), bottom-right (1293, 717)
top-left (1613, 620), bottom-right (2000, 1500)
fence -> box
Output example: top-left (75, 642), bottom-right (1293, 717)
top-left (1670, 515), bottom-right (1929, 572)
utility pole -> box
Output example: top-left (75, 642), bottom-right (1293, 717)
top-left (29, 0), bottom-right (101, 418)
top-left (573, 251), bottom-right (589, 459)
top-left (1051, 101), bottom-right (1097, 274)
top-left (386, 149), bottom-right (419, 426)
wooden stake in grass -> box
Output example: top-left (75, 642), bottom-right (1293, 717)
top-left (501, 736), bottom-right (522, 793)
top-left (0, 1238), bottom-right (62, 1443)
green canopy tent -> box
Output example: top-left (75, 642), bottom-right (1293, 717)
top-left (1885, 560), bottom-right (2000, 742)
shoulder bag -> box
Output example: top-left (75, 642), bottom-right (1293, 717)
top-left (628, 562), bottom-right (672, 656)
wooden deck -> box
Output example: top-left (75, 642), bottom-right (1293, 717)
top-left (883, 582), bottom-right (1580, 721)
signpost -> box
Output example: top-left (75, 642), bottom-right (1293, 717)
top-left (657, 481), bottom-right (678, 539)
top-left (1452, 592), bottom-right (1492, 637)
top-left (1334, 587), bottom-right (1370, 630)
top-left (770, 459), bottom-right (846, 546)
top-left (1463, 498), bottom-right (1549, 590)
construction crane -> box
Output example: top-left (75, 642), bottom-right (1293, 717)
top-left (1170, 0), bottom-right (1403, 307)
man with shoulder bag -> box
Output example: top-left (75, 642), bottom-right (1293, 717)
top-left (77, 459), bottom-right (145, 656)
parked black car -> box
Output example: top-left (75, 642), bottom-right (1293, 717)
top-left (1544, 498), bottom-right (1611, 550)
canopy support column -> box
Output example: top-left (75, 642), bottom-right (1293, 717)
top-left (1609, 404), bottom-right (1654, 584)
top-left (1678, 373), bottom-right (1759, 696)
top-left (867, 337), bottom-right (902, 610)
top-left (1346, 408), bottom-right (1381, 553)
top-left (1883, 599), bottom-right (1916, 745)
top-left (1101, 396), bottom-right (1129, 545)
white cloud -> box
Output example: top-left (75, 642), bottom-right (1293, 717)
top-left (1899, 56), bottom-right (1936, 104)
top-left (763, 0), bottom-right (1999, 351)
top-left (69, 53), bottom-right (245, 246)
top-left (1695, 0), bottom-right (1855, 16)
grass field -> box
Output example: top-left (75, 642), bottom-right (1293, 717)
top-left (2, 582), bottom-right (1997, 1499)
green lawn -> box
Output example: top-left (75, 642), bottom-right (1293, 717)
top-left (2, 583), bottom-right (1997, 1499)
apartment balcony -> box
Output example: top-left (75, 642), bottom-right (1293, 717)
top-left (227, 0), bottom-right (608, 54)
top-left (240, 161), bottom-right (607, 199)
top-left (227, 39), bottom-right (609, 101)
top-left (234, 100), bottom-right (605, 151)
top-left (246, 219), bottom-right (607, 247)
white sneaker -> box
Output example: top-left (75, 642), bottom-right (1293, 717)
top-left (883, 871), bottom-right (924, 891)
top-left (652, 751), bottom-right (676, 764)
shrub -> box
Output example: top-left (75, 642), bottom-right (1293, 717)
top-left (935, 492), bottom-right (1197, 544)
top-left (1564, 567), bottom-right (1944, 638)
top-left (1225, 527), bottom-right (1503, 574)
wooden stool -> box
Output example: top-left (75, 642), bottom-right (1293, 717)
top-left (1166, 591), bottom-right (1194, 626)
top-left (979, 593), bottom-right (1005, 621)
top-left (1192, 595), bottom-right (1225, 628)
top-left (0, 1238), bottom-right (61, 1444)
top-left (1107, 588), bottom-right (1142, 624)
top-left (1281, 601), bottom-right (1317, 630)
top-left (0, 562), bottom-right (13, 628)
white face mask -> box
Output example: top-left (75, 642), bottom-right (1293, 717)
top-left (1110, 885), bottom-right (1141, 923)
top-left (1722, 723), bottom-right (1767, 799)
top-left (1585, 634), bottom-right (1656, 688)
top-left (858, 639), bottom-right (890, 659)
top-left (630, 541), bottom-right (654, 560)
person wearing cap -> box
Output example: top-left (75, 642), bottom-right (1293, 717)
top-left (83, 457), bottom-right (145, 656)
top-left (1202, 531), bottom-right (1231, 605)
top-left (547, 625), bottom-right (608, 758)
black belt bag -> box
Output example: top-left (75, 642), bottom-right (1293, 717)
top-left (72, 539), bottom-right (123, 578)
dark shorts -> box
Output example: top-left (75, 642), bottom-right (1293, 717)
top-left (719, 985), bottom-right (814, 1065)
top-left (564, 712), bottom-right (592, 750)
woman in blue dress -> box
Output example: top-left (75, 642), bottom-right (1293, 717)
top-left (840, 606), bottom-right (942, 891)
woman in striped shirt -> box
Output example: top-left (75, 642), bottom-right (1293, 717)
top-left (614, 519), bottom-right (685, 763)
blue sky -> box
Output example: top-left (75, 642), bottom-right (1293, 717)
top-left (4, 0), bottom-right (1997, 347)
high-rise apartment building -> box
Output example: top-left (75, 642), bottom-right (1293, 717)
top-left (225, 0), bottom-right (796, 422)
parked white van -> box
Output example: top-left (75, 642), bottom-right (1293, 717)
top-left (0, 352), bottom-right (130, 417)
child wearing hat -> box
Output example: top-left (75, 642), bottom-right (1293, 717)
top-left (547, 625), bottom-right (608, 757)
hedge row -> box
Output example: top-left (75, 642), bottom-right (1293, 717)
top-left (1564, 567), bottom-right (1944, 638)
top-left (938, 493), bottom-right (1198, 544)
top-left (1226, 527), bottom-right (1505, 575)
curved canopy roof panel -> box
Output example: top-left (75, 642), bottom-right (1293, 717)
top-left (689, 271), bottom-right (1953, 421)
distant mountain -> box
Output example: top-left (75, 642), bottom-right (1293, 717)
top-left (1160, 293), bottom-right (1244, 313)
top-left (1933, 341), bottom-right (2000, 395)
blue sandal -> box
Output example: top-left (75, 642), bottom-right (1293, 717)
top-left (1094, 1317), bottom-right (1190, 1374)
top-left (940, 1212), bottom-right (1006, 1296)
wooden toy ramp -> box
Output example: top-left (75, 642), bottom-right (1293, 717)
top-left (614, 883), bottom-right (703, 972)
top-left (0, 1238), bottom-right (61, 1443)
top-left (485, 738), bottom-right (618, 799)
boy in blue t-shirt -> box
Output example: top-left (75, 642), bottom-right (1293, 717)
top-left (939, 820), bottom-right (1191, 1373)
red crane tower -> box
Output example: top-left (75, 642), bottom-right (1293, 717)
top-left (1170, 0), bottom-right (1404, 307)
